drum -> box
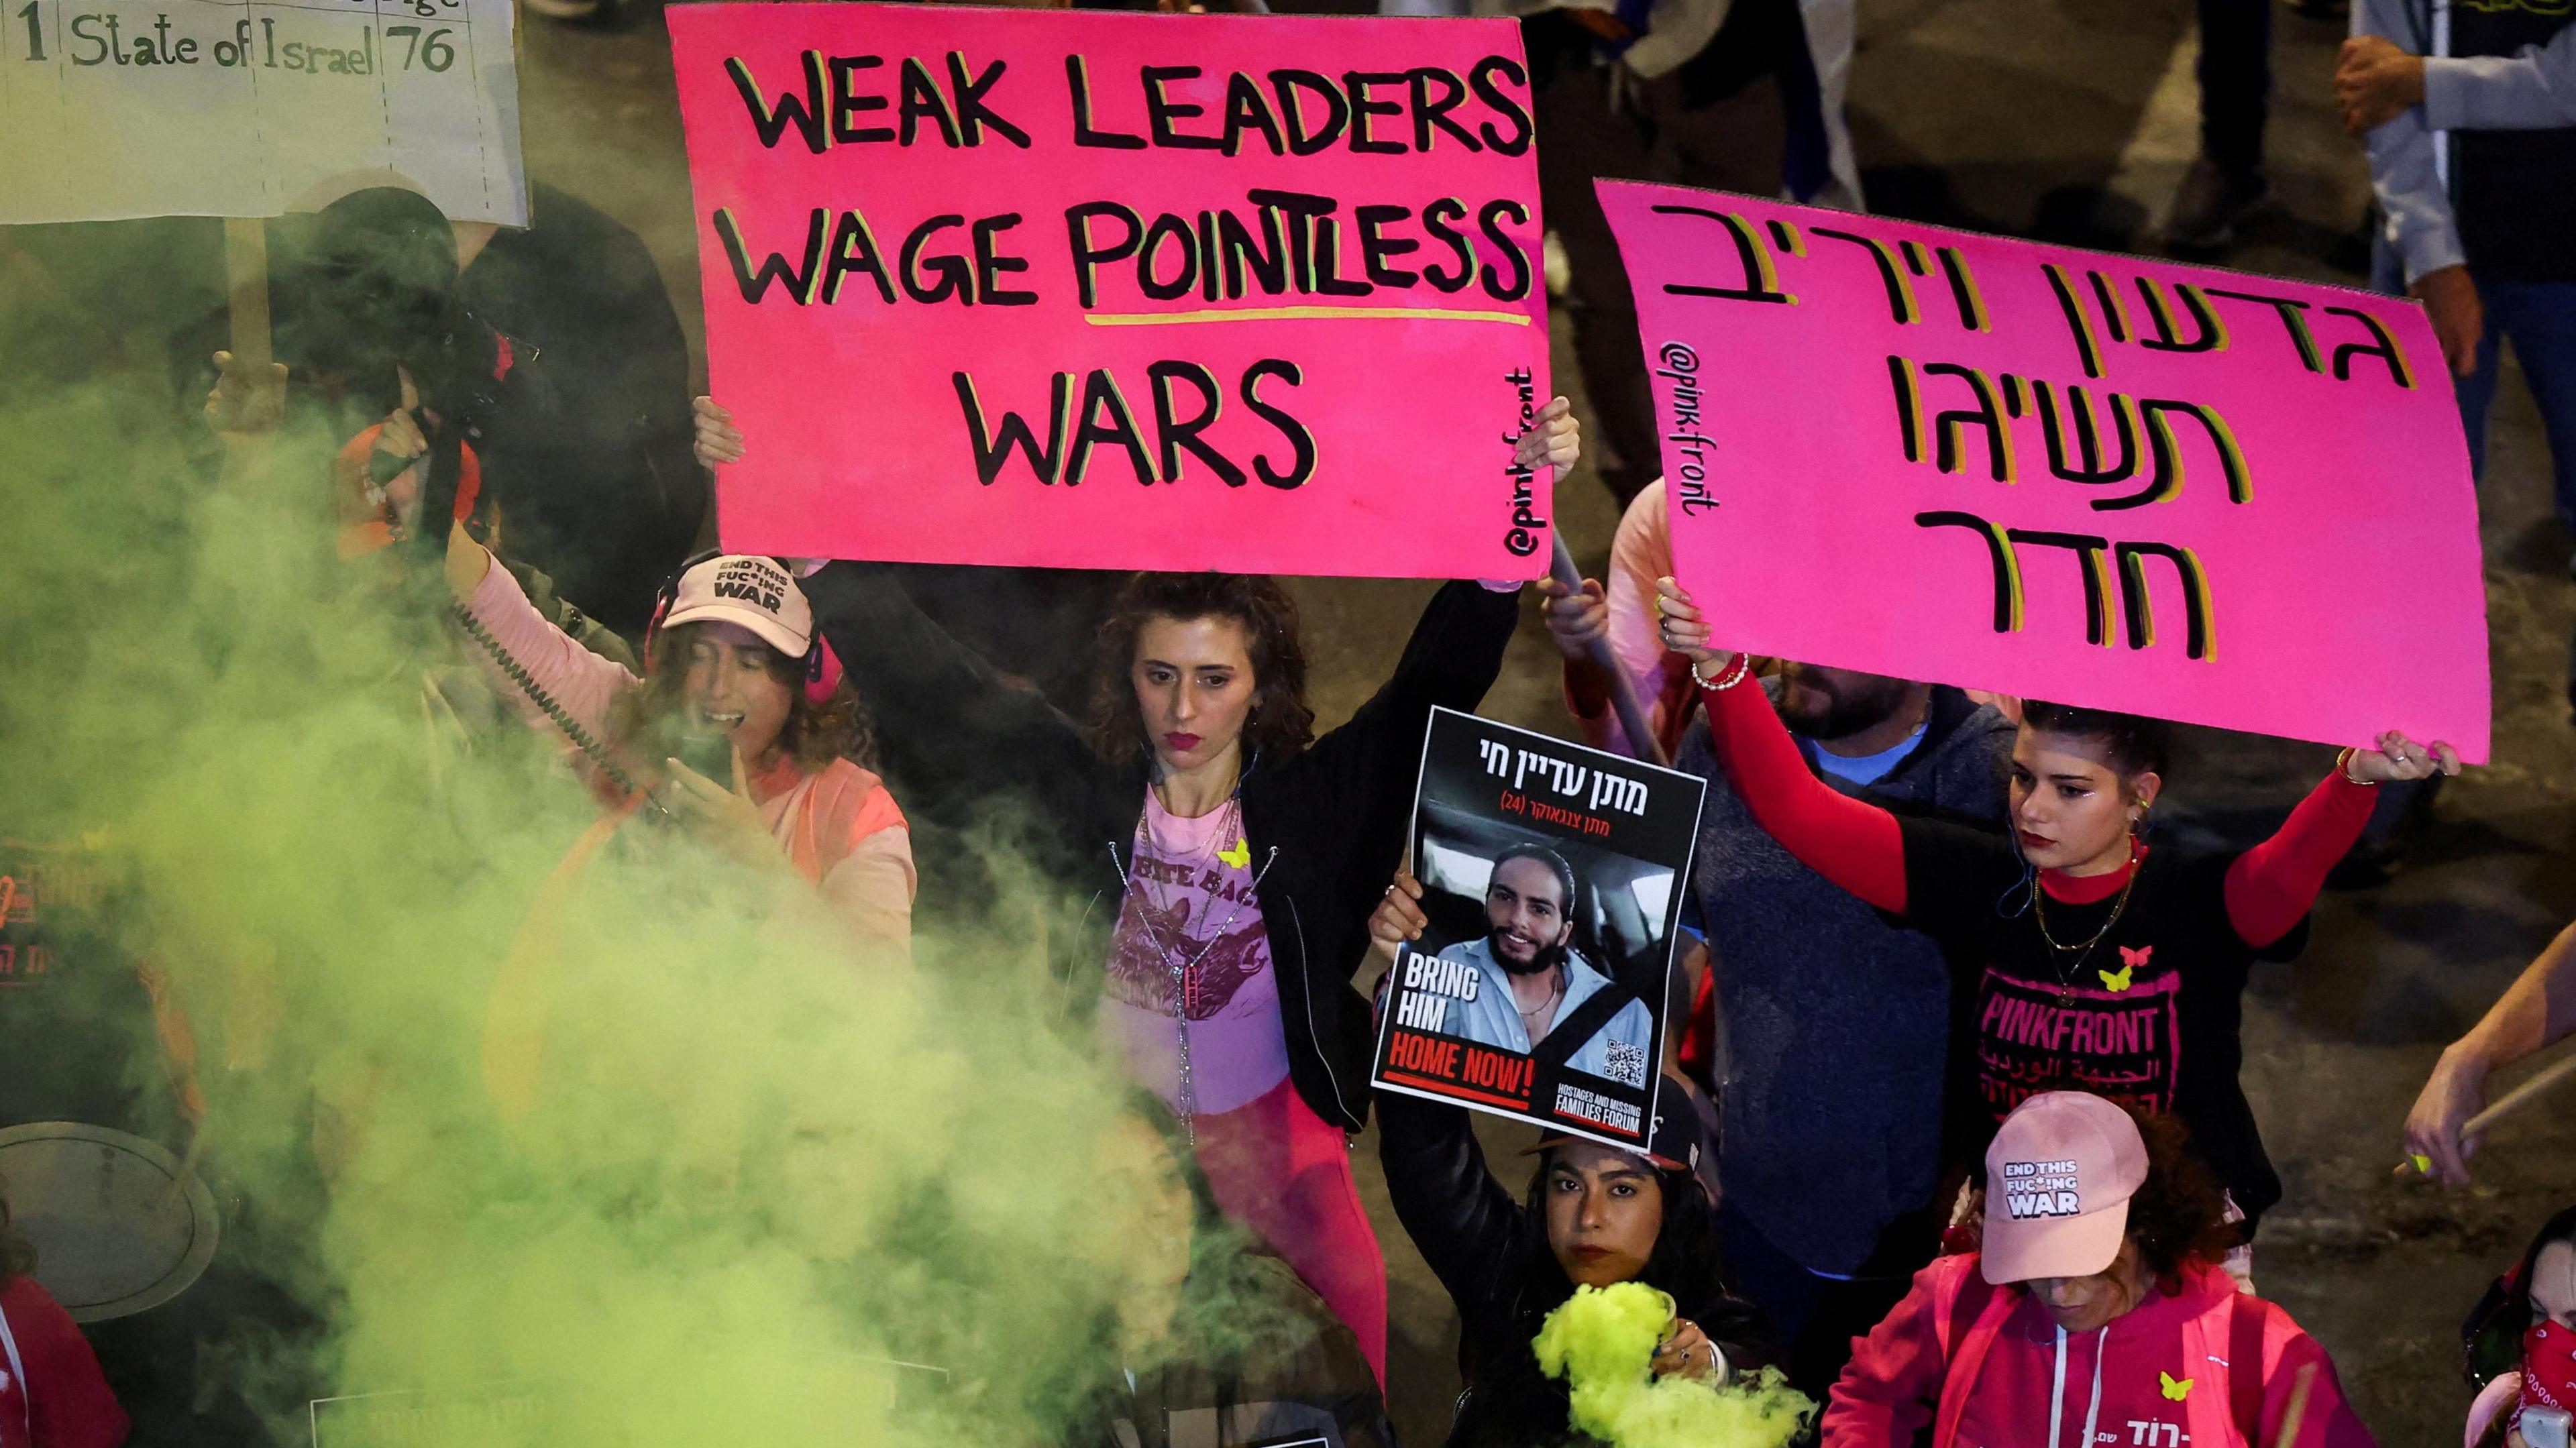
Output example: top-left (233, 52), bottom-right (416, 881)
top-left (0, 1122), bottom-right (218, 1323)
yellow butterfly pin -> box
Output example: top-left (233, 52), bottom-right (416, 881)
top-left (2160, 1370), bottom-right (2194, 1401)
top-left (1218, 836), bottom-right (1251, 869)
top-left (2100, 944), bottom-right (2152, 994)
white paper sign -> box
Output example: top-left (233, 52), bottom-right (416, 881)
top-left (0, 0), bottom-right (525, 224)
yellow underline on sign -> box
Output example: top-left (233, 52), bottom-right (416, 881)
top-left (1083, 306), bottom-right (1532, 327)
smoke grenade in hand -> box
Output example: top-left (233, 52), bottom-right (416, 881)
top-left (1533, 1282), bottom-right (1814, 1448)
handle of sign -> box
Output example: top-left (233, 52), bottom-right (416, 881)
top-left (223, 216), bottom-right (272, 373)
top-left (1551, 533), bottom-right (1670, 769)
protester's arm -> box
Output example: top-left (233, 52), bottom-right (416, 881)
top-left (816, 826), bottom-right (917, 958)
top-left (2224, 733), bottom-right (2460, 948)
top-left (1554, 482), bottom-right (1682, 755)
top-left (1299, 405), bottom-right (1577, 820)
top-left (2253, 1327), bottom-right (2377, 1448)
top-left (2406, 921), bottom-right (2576, 1184)
top-left (445, 521), bottom-right (635, 749)
top-left (1609, 485), bottom-right (1703, 761)
top-left (1367, 873), bottom-right (1536, 1303)
top-left (1819, 1265), bottom-right (1951, 1448)
top-left (2424, 25), bottom-right (2576, 130)
top-left (1656, 579), bottom-right (1909, 913)
top-left (1327, 577), bottom-right (1521, 753)
top-left (1546, 579), bottom-right (1624, 752)
top-left (1374, 1089), bottom-right (1534, 1311)
top-left (2344, 0), bottom-right (2484, 379)
top-left (7, 1278), bottom-right (129, 1448)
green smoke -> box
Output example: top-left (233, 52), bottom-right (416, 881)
top-left (0, 239), bottom-right (1256, 1443)
top-left (1533, 1282), bottom-right (1815, 1448)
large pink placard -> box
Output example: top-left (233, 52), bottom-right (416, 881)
top-left (1599, 181), bottom-right (2491, 761)
top-left (669, 5), bottom-right (1552, 578)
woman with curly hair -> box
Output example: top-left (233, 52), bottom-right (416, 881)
top-left (443, 522), bottom-right (912, 954)
top-left (696, 394), bottom-right (1586, 1386)
top-left (1826, 1092), bottom-right (2373, 1448)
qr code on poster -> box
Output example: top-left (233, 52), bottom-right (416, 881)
top-left (1601, 1039), bottom-right (1648, 1089)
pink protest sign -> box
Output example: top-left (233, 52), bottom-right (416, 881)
top-left (668, 5), bottom-right (1552, 578)
top-left (1598, 182), bottom-right (2491, 760)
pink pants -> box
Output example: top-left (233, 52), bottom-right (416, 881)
top-left (1193, 1077), bottom-right (1389, 1386)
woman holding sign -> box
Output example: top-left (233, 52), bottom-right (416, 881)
top-left (1650, 573), bottom-right (2459, 1277)
top-left (1368, 874), bottom-right (1772, 1445)
top-left (694, 392), bottom-right (1584, 1385)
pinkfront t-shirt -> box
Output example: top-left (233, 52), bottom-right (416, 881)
top-left (1099, 791), bottom-right (1289, 1117)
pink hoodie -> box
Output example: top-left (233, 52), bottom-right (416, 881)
top-left (1827, 1254), bottom-right (2375, 1448)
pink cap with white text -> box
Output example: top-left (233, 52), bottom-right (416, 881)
top-left (1980, 1092), bottom-right (2149, 1285)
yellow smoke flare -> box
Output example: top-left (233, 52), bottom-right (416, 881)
top-left (1533, 1281), bottom-right (1815, 1448)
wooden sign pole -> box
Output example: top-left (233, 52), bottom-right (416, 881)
top-left (221, 217), bottom-right (272, 372)
top-left (1551, 534), bottom-right (1670, 768)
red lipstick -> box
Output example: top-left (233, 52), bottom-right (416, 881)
top-left (1163, 732), bottom-right (1201, 753)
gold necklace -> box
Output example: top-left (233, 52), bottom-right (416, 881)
top-left (2030, 848), bottom-right (2140, 1003)
top-left (1513, 968), bottom-right (1565, 1038)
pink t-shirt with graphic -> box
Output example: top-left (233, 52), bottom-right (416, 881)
top-left (1099, 791), bottom-right (1289, 1117)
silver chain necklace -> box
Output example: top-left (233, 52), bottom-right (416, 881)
top-left (1116, 794), bottom-right (1265, 1137)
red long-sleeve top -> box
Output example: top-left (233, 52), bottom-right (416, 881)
top-left (0, 1277), bottom-right (126, 1448)
top-left (1693, 673), bottom-right (2376, 948)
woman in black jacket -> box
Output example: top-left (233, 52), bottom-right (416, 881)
top-left (1375, 1089), bottom-right (1775, 1446)
top-left (693, 394), bottom-right (1583, 1386)
top-left (1368, 876), bottom-right (1776, 1447)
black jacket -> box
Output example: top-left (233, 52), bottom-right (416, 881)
top-left (1375, 1089), bottom-right (1776, 1447)
top-left (806, 565), bottom-right (1523, 1131)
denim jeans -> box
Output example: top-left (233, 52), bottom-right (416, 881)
top-left (2456, 276), bottom-right (2576, 531)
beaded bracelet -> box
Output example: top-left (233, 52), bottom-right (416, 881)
top-left (1691, 653), bottom-right (1753, 691)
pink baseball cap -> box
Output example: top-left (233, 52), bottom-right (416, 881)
top-left (1980, 1092), bottom-right (2149, 1285)
top-left (661, 555), bottom-right (814, 659)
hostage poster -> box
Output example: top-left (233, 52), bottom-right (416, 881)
top-left (1372, 708), bottom-right (1705, 1148)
